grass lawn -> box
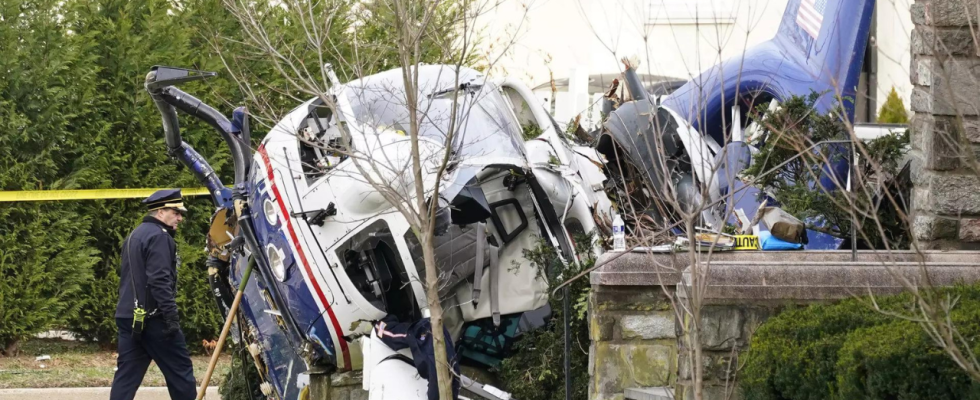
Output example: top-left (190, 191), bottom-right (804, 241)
top-left (0, 338), bottom-right (230, 389)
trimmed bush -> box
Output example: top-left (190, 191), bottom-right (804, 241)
top-left (0, 0), bottom-right (99, 354)
top-left (836, 322), bottom-right (980, 399)
top-left (742, 285), bottom-right (980, 400)
top-left (71, 254), bottom-right (122, 349)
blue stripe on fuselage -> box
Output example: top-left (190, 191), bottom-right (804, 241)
top-left (248, 165), bottom-right (337, 362)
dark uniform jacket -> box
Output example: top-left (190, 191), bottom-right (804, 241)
top-left (376, 316), bottom-right (460, 400)
top-left (115, 216), bottom-right (179, 319)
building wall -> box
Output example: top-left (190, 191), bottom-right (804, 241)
top-left (482, 0), bottom-right (913, 123)
top-left (482, 0), bottom-right (785, 84)
top-left (875, 0), bottom-right (914, 115)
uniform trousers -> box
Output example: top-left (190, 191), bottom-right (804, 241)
top-left (109, 317), bottom-right (196, 400)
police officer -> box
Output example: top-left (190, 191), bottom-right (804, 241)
top-left (110, 189), bottom-right (196, 400)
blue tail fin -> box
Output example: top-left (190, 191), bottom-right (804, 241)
top-left (662, 0), bottom-right (876, 129)
top-left (773, 0), bottom-right (876, 113)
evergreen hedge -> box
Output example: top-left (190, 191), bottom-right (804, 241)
top-left (742, 285), bottom-right (980, 400)
top-left (0, 0), bottom-right (295, 352)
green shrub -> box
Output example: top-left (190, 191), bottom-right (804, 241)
top-left (877, 87), bottom-right (909, 124)
top-left (744, 93), bottom-right (911, 249)
top-left (0, 0), bottom-right (99, 354)
top-left (741, 300), bottom-right (890, 400)
top-left (836, 322), bottom-right (980, 399)
top-left (742, 285), bottom-right (980, 400)
top-left (71, 255), bottom-right (122, 349)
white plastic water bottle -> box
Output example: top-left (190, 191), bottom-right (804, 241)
top-left (612, 214), bottom-right (626, 251)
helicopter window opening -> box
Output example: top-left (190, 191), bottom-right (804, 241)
top-left (298, 103), bottom-right (347, 183)
top-left (488, 199), bottom-right (528, 244)
top-left (564, 218), bottom-right (586, 238)
top-left (500, 86), bottom-right (539, 131)
top-left (334, 220), bottom-right (417, 321)
top-left (563, 218), bottom-right (587, 256)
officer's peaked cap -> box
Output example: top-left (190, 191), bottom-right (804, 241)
top-left (143, 189), bottom-right (188, 212)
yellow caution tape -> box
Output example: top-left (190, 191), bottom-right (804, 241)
top-left (734, 235), bottom-right (760, 250)
top-left (0, 187), bottom-right (212, 202)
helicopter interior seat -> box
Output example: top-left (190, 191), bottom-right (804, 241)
top-left (454, 168), bottom-right (549, 325)
top-left (402, 220), bottom-right (497, 340)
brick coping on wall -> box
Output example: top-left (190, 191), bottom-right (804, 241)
top-left (591, 250), bottom-right (980, 301)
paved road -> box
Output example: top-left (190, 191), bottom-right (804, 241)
top-left (0, 386), bottom-right (221, 400)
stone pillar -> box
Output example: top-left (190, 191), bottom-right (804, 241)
top-left (588, 285), bottom-right (678, 400)
top-left (910, 0), bottom-right (980, 248)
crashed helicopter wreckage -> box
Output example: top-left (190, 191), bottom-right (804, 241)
top-left (142, 0), bottom-right (894, 399)
top-left (147, 63), bottom-right (613, 400)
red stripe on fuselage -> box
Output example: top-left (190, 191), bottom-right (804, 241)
top-left (257, 145), bottom-right (351, 369)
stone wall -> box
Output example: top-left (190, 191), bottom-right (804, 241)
top-left (910, 0), bottom-right (980, 249)
top-left (673, 305), bottom-right (775, 400)
top-left (588, 251), bottom-right (980, 400)
top-left (308, 369), bottom-right (368, 400)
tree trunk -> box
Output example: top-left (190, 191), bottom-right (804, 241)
top-left (692, 309), bottom-right (704, 400)
top-left (686, 219), bottom-right (704, 400)
top-left (421, 236), bottom-right (454, 400)
top-left (2, 339), bottom-right (20, 357)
